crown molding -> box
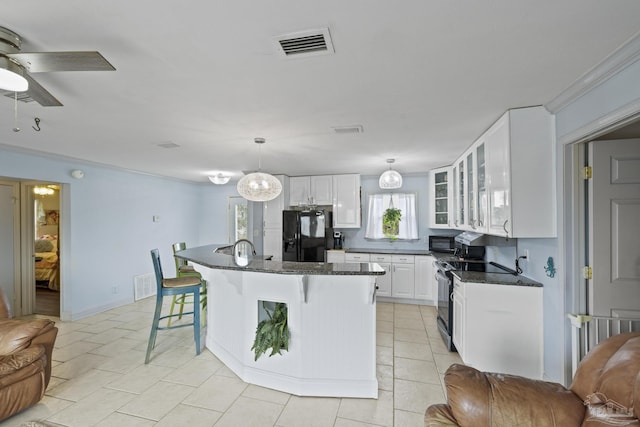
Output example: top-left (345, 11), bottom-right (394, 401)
top-left (546, 30), bottom-right (640, 113)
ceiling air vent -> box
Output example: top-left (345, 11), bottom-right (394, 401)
top-left (274, 28), bottom-right (334, 58)
top-left (332, 125), bottom-right (363, 134)
top-left (156, 142), bottom-right (180, 149)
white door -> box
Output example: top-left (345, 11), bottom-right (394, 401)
top-left (0, 181), bottom-right (18, 314)
top-left (589, 139), bottom-right (640, 317)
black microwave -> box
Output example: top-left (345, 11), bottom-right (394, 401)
top-left (429, 235), bottom-right (455, 253)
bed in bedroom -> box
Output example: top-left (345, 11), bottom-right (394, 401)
top-left (35, 235), bottom-right (59, 291)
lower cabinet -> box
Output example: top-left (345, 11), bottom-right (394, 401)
top-left (325, 250), bottom-right (346, 263)
top-left (391, 255), bottom-right (415, 298)
top-left (452, 278), bottom-right (543, 379)
top-left (414, 255), bottom-right (435, 301)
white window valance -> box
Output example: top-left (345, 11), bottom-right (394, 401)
top-left (365, 193), bottom-right (418, 240)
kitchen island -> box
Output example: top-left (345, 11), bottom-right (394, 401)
top-left (175, 244), bottom-right (385, 398)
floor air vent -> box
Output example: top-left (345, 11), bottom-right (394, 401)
top-left (134, 273), bottom-right (156, 300)
top-left (274, 28), bottom-right (334, 58)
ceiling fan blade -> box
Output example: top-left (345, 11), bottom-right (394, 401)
top-left (7, 51), bottom-right (115, 73)
top-left (23, 73), bottom-right (63, 106)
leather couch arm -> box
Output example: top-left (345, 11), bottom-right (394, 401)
top-left (0, 346), bottom-right (45, 377)
top-left (425, 404), bottom-right (459, 426)
top-left (443, 364), bottom-right (585, 427)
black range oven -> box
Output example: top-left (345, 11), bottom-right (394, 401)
top-left (435, 260), bottom-right (516, 352)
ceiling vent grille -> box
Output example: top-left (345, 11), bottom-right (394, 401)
top-left (274, 28), bottom-right (334, 58)
top-left (332, 125), bottom-right (363, 134)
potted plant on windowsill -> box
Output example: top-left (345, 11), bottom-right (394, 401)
top-left (383, 207), bottom-right (402, 239)
top-left (251, 301), bottom-right (289, 361)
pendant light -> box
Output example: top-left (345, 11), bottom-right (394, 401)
top-left (208, 173), bottom-right (231, 185)
top-left (379, 158), bottom-right (403, 189)
top-left (237, 138), bottom-right (282, 202)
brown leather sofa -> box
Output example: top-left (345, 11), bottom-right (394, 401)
top-left (426, 332), bottom-right (640, 427)
top-left (0, 290), bottom-right (58, 422)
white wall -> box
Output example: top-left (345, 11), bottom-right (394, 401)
top-left (0, 146), bottom-right (233, 320)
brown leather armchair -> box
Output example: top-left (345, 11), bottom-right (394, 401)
top-left (0, 290), bottom-right (58, 422)
top-left (426, 332), bottom-right (640, 427)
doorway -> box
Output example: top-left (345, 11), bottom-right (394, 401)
top-left (32, 184), bottom-right (61, 317)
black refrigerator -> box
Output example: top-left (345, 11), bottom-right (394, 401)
top-left (282, 210), bottom-right (332, 262)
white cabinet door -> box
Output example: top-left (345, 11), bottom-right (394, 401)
top-left (484, 107), bottom-right (555, 238)
top-left (414, 255), bottom-right (435, 301)
top-left (289, 176), bottom-right (311, 207)
top-left (485, 114), bottom-right (511, 237)
top-left (263, 175), bottom-right (287, 229)
top-left (454, 156), bottom-right (467, 229)
top-left (263, 228), bottom-right (282, 261)
top-left (391, 262), bottom-right (415, 298)
top-left (452, 281), bottom-right (465, 359)
top-left (310, 175), bottom-right (333, 205)
top-left (326, 251), bottom-right (346, 263)
top-left (375, 262), bottom-right (392, 297)
top-left (475, 141), bottom-right (488, 233)
top-left (429, 167), bottom-right (452, 228)
top-left (333, 174), bottom-right (361, 228)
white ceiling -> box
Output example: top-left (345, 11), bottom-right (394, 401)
top-left (2, 1), bottom-right (640, 182)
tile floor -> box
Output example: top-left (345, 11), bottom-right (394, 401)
top-left (3, 299), bottom-right (461, 427)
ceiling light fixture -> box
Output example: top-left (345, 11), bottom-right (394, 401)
top-left (0, 57), bottom-right (29, 92)
top-left (33, 186), bottom-right (55, 196)
top-left (208, 173), bottom-right (231, 185)
top-left (379, 158), bottom-right (403, 189)
top-left (237, 138), bottom-right (282, 202)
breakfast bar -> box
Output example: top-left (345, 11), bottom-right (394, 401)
top-left (175, 244), bottom-right (385, 398)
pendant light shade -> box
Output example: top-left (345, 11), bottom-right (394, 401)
top-left (237, 138), bottom-right (282, 202)
top-left (208, 173), bottom-right (231, 185)
top-left (379, 159), bottom-right (403, 189)
top-left (0, 57), bottom-right (28, 92)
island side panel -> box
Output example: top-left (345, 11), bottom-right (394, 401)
top-left (202, 268), bottom-right (247, 376)
top-left (202, 267), bottom-right (378, 398)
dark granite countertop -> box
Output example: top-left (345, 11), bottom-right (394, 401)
top-left (452, 271), bottom-right (543, 287)
top-left (344, 247), bottom-right (433, 256)
top-left (176, 244), bottom-right (385, 276)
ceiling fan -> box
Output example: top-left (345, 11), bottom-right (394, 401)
top-left (0, 26), bottom-right (115, 107)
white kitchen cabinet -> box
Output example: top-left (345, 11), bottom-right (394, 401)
top-left (453, 155), bottom-right (467, 229)
top-left (310, 175), bottom-right (333, 205)
top-left (485, 106), bottom-right (555, 238)
top-left (262, 175), bottom-right (288, 260)
top-left (370, 254), bottom-right (393, 298)
top-left (414, 255), bottom-right (435, 301)
top-left (326, 250), bottom-right (346, 263)
top-left (332, 174), bottom-right (361, 228)
top-left (289, 176), bottom-right (311, 207)
top-left (289, 175), bottom-right (334, 207)
top-left (390, 255), bottom-right (415, 298)
top-left (452, 278), bottom-right (543, 379)
top-left (429, 167), bottom-right (453, 228)
top-left (452, 280), bottom-right (465, 360)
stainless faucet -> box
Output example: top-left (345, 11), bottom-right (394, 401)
top-left (232, 239), bottom-right (256, 257)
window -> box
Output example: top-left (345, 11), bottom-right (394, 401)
top-left (365, 193), bottom-right (418, 240)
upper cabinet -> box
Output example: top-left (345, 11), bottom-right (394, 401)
top-left (485, 107), bottom-right (555, 238)
top-left (333, 174), bottom-right (361, 228)
top-left (289, 176), bottom-right (311, 207)
top-left (429, 166), bottom-right (453, 228)
top-left (432, 106), bottom-right (555, 238)
top-left (289, 175), bottom-right (333, 206)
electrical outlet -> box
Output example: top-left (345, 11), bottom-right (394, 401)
top-left (523, 249), bottom-right (529, 261)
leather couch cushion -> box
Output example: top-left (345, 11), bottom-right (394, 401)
top-left (0, 319), bottom-right (55, 355)
top-left (445, 364), bottom-right (585, 427)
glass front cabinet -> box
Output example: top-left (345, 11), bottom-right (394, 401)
top-left (429, 166), bottom-right (453, 228)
